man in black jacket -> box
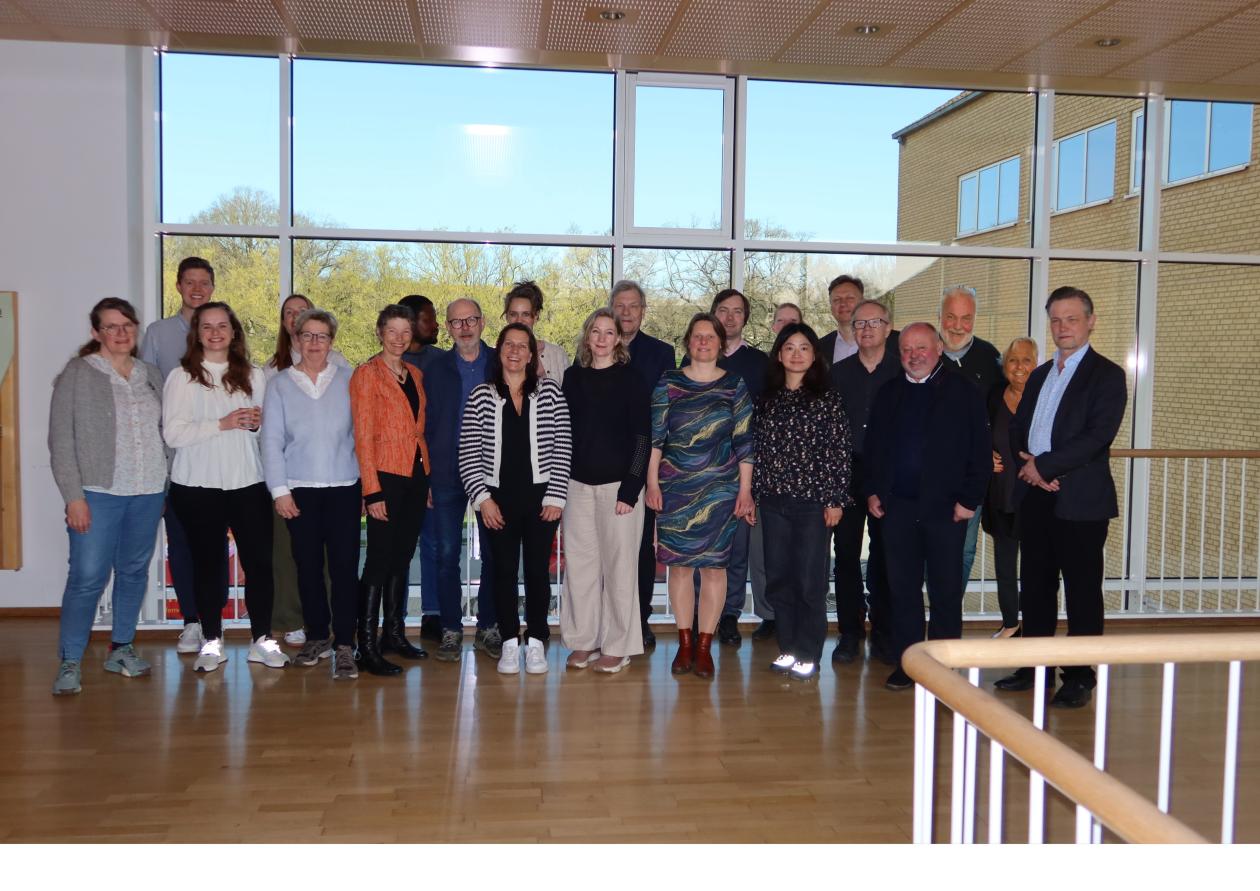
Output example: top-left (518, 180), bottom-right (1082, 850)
top-left (864, 323), bottom-right (990, 691)
top-left (996, 286), bottom-right (1127, 708)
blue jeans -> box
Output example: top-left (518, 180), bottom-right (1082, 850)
top-left (961, 506), bottom-right (983, 589)
top-left (419, 506), bottom-right (439, 616)
top-left (59, 490), bottom-right (165, 661)
top-left (427, 485), bottom-right (495, 632)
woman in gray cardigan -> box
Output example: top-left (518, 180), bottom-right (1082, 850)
top-left (49, 298), bottom-right (167, 696)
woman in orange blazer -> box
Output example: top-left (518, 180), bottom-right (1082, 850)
top-left (350, 304), bottom-right (432, 675)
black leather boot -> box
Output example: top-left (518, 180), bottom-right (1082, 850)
top-left (356, 582), bottom-right (402, 676)
top-left (379, 575), bottom-right (427, 660)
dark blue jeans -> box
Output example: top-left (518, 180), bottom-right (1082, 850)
top-left (427, 484), bottom-right (495, 632)
top-left (287, 484), bottom-right (361, 646)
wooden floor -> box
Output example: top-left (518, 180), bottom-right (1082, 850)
top-left (2, 619), bottom-right (1256, 843)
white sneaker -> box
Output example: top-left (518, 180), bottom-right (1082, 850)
top-left (524, 638), bottom-right (548, 675)
top-left (496, 638), bottom-right (520, 674)
top-left (770, 653), bottom-right (797, 674)
top-left (283, 628), bottom-right (306, 647)
top-left (247, 636), bottom-right (291, 669)
top-left (194, 638), bottom-right (227, 672)
top-left (177, 621), bottom-right (204, 654)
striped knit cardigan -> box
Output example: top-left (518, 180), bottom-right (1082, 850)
top-left (458, 377), bottom-right (572, 510)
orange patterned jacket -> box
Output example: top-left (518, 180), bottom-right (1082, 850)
top-left (350, 354), bottom-right (431, 498)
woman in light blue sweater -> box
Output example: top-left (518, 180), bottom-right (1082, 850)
top-left (261, 309), bottom-right (362, 680)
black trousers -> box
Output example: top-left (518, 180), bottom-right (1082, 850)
top-left (361, 466), bottom-right (429, 587)
top-left (637, 506), bottom-right (658, 624)
top-left (988, 509), bottom-right (1021, 628)
top-left (881, 494), bottom-right (967, 665)
top-left (488, 484), bottom-right (559, 642)
top-left (1019, 486), bottom-right (1108, 686)
top-left (761, 496), bottom-right (829, 664)
top-left (288, 484), bottom-right (361, 646)
top-left (169, 482), bottom-right (274, 640)
top-left (832, 497), bottom-right (890, 639)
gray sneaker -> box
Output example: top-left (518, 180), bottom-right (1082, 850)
top-left (332, 644), bottom-right (359, 680)
top-left (52, 660), bottom-right (82, 696)
top-left (294, 637), bottom-right (333, 666)
top-left (474, 625), bottom-right (503, 659)
top-left (436, 629), bottom-right (463, 662)
top-left (103, 644), bottom-right (152, 678)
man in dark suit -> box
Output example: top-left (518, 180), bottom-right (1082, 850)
top-left (610, 279), bottom-right (676, 648)
top-left (864, 322), bottom-right (990, 691)
top-left (818, 274), bottom-right (864, 367)
top-left (996, 286), bottom-right (1127, 708)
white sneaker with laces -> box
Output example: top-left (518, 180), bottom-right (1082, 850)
top-left (247, 636), bottom-right (291, 668)
top-left (194, 638), bottom-right (227, 672)
top-left (283, 629), bottom-right (306, 647)
top-left (770, 653), bottom-right (796, 674)
top-left (177, 621), bottom-right (204, 655)
top-left (524, 637), bottom-right (548, 675)
top-left (789, 660), bottom-right (818, 680)
top-left (497, 638), bottom-right (520, 674)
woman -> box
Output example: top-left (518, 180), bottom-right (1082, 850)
top-left (164, 302), bottom-right (286, 673)
top-left (645, 313), bottom-right (754, 680)
top-left (560, 309), bottom-right (650, 674)
top-left (503, 280), bottom-right (569, 383)
top-left (752, 323), bottom-right (851, 680)
top-left (262, 309), bottom-right (362, 680)
top-left (460, 323), bottom-right (571, 676)
top-left (985, 337), bottom-right (1038, 638)
top-left (264, 293), bottom-right (350, 648)
top-left (350, 304), bottom-right (431, 676)
top-left (49, 298), bottom-right (167, 695)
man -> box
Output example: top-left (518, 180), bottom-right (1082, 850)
top-left (771, 302), bottom-right (802, 334)
top-left (419, 298), bottom-right (501, 662)
top-left (828, 299), bottom-right (901, 665)
top-left (996, 286), bottom-right (1127, 708)
top-left (503, 280), bottom-right (569, 383)
top-left (818, 275), bottom-right (864, 367)
top-left (400, 293), bottom-right (444, 377)
top-left (938, 285), bottom-right (1004, 590)
top-left (864, 322), bottom-right (989, 691)
top-left (610, 279), bottom-right (675, 648)
top-left (139, 256), bottom-right (227, 655)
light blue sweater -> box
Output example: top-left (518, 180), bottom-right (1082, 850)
top-left (261, 366), bottom-right (359, 495)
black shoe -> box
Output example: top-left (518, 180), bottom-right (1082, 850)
top-left (419, 614), bottom-right (443, 643)
top-left (869, 632), bottom-right (898, 666)
top-left (885, 667), bottom-right (913, 691)
top-left (717, 614), bottom-right (742, 646)
top-left (355, 583), bottom-right (403, 676)
top-left (1051, 680), bottom-right (1093, 709)
top-left (751, 619), bottom-right (776, 641)
top-left (378, 575), bottom-right (428, 660)
top-left (831, 633), bottom-right (862, 664)
top-left (994, 668), bottom-right (1035, 692)
top-left (641, 621), bottom-right (657, 650)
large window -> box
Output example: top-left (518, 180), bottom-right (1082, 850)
top-left (1053, 120), bottom-right (1116, 212)
top-left (1132, 100), bottom-right (1253, 190)
top-left (957, 156), bottom-right (1020, 236)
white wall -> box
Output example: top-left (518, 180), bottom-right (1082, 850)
top-left (0, 40), bottom-right (146, 606)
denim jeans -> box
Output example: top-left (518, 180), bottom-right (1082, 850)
top-left (58, 490), bottom-right (165, 661)
top-left (427, 484), bottom-right (495, 632)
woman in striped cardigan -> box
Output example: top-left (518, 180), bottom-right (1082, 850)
top-left (459, 323), bottom-right (571, 676)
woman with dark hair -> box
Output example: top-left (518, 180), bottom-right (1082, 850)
top-left (350, 303), bottom-right (431, 675)
top-left (460, 323), bottom-right (572, 676)
top-left (49, 298), bottom-right (167, 695)
top-left (752, 323), bottom-right (852, 680)
top-left (645, 313), bottom-right (754, 679)
top-left (503, 280), bottom-right (569, 383)
top-left (164, 302), bottom-right (285, 673)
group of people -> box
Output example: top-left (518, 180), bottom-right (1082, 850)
top-left (49, 258), bottom-right (1126, 709)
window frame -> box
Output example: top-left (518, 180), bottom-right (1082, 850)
top-left (1051, 118), bottom-right (1117, 215)
top-left (1131, 100), bottom-right (1252, 194)
top-left (956, 154), bottom-right (1021, 237)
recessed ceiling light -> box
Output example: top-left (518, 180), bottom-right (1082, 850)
top-left (598, 9), bottom-right (627, 21)
top-left (1096, 37), bottom-right (1122, 48)
top-left (854, 24), bottom-right (881, 35)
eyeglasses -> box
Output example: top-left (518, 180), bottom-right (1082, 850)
top-left (852, 318), bottom-right (888, 330)
top-left (99, 323), bottom-right (137, 335)
top-left (447, 315), bottom-right (482, 329)
top-left (298, 332), bottom-right (332, 344)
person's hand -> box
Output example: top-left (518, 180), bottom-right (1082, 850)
top-left (645, 483), bottom-right (662, 512)
top-left (1018, 451), bottom-right (1060, 492)
top-left (481, 498), bottom-right (505, 530)
top-left (824, 506), bottom-right (842, 528)
top-left (615, 501), bottom-right (634, 516)
top-left (66, 498), bottom-right (91, 533)
top-left (367, 501), bottom-right (389, 521)
top-left (219, 407), bottom-right (257, 432)
top-left (867, 494), bottom-right (885, 519)
top-left (539, 505), bottom-right (563, 522)
top-left (274, 494), bottom-right (299, 519)
top-left (735, 489), bottom-right (755, 524)
top-left (992, 450), bottom-right (1004, 474)
top-left (953, 503), bottom-right (976, 523)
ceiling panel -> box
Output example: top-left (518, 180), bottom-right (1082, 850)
top-left (545, 0), bottom-right (681, 55)
top-left (18, 0), bottom-right (160, 31)
top-left (0, 1), bottom-right (30, 24)
top-left (287, 0), bottom-right (416, 44)
top-left (1109, 4), bottom-right (1260, 86)
top-left (151, 1), bottom-right (286, 38)
top-left (779, 0), bottom-right (956, 67)
top-left (416, 0), bottom-right (541, 48)
top-left (664, 0), bottom-right (818, 61)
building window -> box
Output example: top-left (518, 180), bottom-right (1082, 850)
top-left (1053, 120), bottom-right (1116, 212)
top-left (1132, 100), bottom-right (1252, 191)
top-left (957, 156), bottom-right (1020, 236)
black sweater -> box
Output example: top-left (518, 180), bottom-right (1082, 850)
top-left (562, 363), bottom-right (651, 506)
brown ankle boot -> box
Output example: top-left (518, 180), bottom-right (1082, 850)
top-left (693, 632), bottom-right (715, 679)
top-left (671, 628), bottom-right (694, 674)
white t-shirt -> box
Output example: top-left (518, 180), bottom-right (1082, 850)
top-left (163, 361), bottom-right (268, 490)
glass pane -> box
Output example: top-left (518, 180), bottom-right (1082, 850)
top-left (977, 165), bottom-right (999, 230)
top-left (1056, 134), bottom-right (1086, 210)
top-left (744, 82), bottom-right (956, 242)
top-left (1086, 122), bottom-right (1116, 204)
top-left (1168, 100), bottom-right (1209, 183)
top-left (294, 60), bottom-right (613, 235)
top-left (621, 248), bottom-right (731, 349)
top-left (957, 175), bottom-right (978, 235)
top-left (998, 158), bottom-right (1020, 224)
top-left (1208, 102), bottom-right (1252, 172)
top-left (1051, 96), bottom-right (1142, 250)
top-left (161, 53), bottom-right (278, 224)
top-left (633, 86), bottom-right (724, 229)
top-left (1132, 111), bottom-right (1145, 193)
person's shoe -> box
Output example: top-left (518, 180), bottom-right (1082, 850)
top-left (52, 660), bottom-right (82, 695)
top-left (566, 649), bottom-right (600, 670)
top-left (994, 668), bottom-right (1035, 692)
top-left (770, 653), bottom-right (796, 674)
top-left (332, 645), bottom-right (359, 680)
top-left (869, 632), bottom-right (898, 666)
top-left (693, 632), bottom-right (716, 679)
top-left (751, 619), bottom-right (777, 641)
top-left (885, 667), bottom-right (914, 691)
top-left (789, 660), bottom-right (819, 681)
top-left (671, 628), bottom-right (694, 675)
top-left (436, 629), bottom-right (463, 662)
top-left (283, 628), bottom-right (306, 647)
top-left (524, 638), bottom-right (548, 675)
top-left (1051, 680), bottom-right (1093, 709)
top-left (419, 615), bottom-right (443, 642)
top-left (497, 638), bottom-right (521, 674)
top-left (641, 621), bottom-right (657, 650)
top-left (379, 576), bottom-right (428, 659)
top-left (992, 625), bottom-right (1021, 639)
top-left (104, 644), bottom-right (151, 678)
top-left (247, 636), bottom-right (291, 669)
top-left (831, 633), bottom-right (862, 665)
top-left (294, 637), bottom-right (333, 667)
top-left (356, 582), bottom-right (402, 676)
top-left (177, 621), bottom-right (204, 654)
top-left (593, 654), bottom-right (631, 674)
top-left (475, 626), bottom-right (503, 660)
top-left (717, 614), bottom-right (742, 646)
top-left (194, 638), bottom-right (227, 673)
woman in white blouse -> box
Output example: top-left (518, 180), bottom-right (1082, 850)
top-left (164, 301), bottom-right (288, 673)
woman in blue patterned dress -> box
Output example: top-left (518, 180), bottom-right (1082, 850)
top-left (645, 313), bottom-right (754, 679)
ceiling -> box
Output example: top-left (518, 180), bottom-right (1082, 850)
top-left (4, 0), bottom-right (1260, 100)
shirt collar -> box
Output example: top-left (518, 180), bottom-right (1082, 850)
top-left (1053, 342), bottom-right (1091, 372)
top-left (944, 337), bottom-right (974, 362)
top-left (905, 361), bottom-right (944, 385)
top-left (724, 339), bottom-right (744, 358)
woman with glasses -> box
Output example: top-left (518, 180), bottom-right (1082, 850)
top-left (49, 298), bottom-right (167, 695)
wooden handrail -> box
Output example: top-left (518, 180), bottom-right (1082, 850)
top-left (1112, 449), bottom-right (1260, 459)
top-left (910, 632), bottom-right (1260, 669)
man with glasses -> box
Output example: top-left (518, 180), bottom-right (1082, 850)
top-left (819, 275), bottom-right (865, 367)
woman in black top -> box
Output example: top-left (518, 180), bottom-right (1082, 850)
top-left (560, 309), bottom-right (651, 674)
top-left (751, 323), bottom-right (852, 680)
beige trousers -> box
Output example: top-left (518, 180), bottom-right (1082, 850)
top-left (561, 480), bottom-right (645, 657)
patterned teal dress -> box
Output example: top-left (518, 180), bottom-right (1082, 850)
top-left (651, 369), bottom-right (754, 567)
